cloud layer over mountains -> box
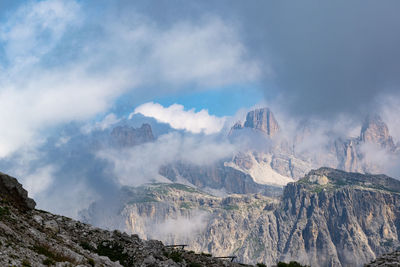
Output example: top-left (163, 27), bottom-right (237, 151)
top-left (1, 0), bottom-right (400, 218)
top-left (0, 0), bottom-right (259, 157)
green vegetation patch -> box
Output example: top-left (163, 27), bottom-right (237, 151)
top-left (96, 241), bottom-right (132, 267)
top-left (168, 183), bottom-right (198, 193)
top-left (0, 206), bottom-right (10, 218)
top-left (168, 250), bottom-right (183, 262)
top-left (200, 252), bottom-right (212, 257)
top-left (277, 261), bottom-right (310, 267)
top-left (127, 195), bottom-right (158, 204)
top-left (21, 259), bottom-right (31, 267)
top-left (80, 241), bottom-right (95, 251)
top-left (88, 258), bottom-right (95, 266)
top-left (223, 204), bottom-right (239, 211)
top-left (42, 258), bottom-right (55, 266)
top-left (33, 244), bottom-right (76, 263)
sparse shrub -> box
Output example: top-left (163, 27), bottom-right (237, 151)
top-left (33, 244), bottom-right (76, 263)
top-left (88, 258), bottom-right (95, 266)
top-left (0, 206), bottom-right (10, 218)
top-left (189, 262), bottom-right (202, 267)
top-left (42, 258), bottom-right (55, 266)
top-left (80, 241), bottom-right (94, 251)
top-left (96, 241), bottom-right (132, 266)
top-left (277, 261), bottom-right (310, 267)
top-left (33, 244), bottom-right (56, 258)
top-left (22, 259), bottom-right (31, 267)
top-left (201, 252), bottom-right (212, 257)
top-left (169, 250), bottom-right (183, 262)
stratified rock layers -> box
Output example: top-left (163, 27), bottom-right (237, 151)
top-left (119, 168), bottom-right (400, 267)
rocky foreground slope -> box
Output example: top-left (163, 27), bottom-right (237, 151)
top-left (84, 168), bottom-right (400, 267)
top-left (0, 172), bottom-right (252, 267)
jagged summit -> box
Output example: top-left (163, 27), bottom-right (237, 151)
top-left (230, 107), bottom-right (280, 137)
top-left (244, 107), bottom-right (280, 136)
top-left (111, 123), bottom-right (155, 147)
top-left (360, 114), bottom-right (396, 150)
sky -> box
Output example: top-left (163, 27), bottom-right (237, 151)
top-left (1, 0), bottom-right (400, 217)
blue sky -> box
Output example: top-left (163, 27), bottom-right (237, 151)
top-left (112, 84), bottom-right (265, 118)
top-left (154, 85), bottom-right (264, 117)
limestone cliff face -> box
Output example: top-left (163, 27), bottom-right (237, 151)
top-left (159, 162), bottom-right (283, 196)
top-left (334, 138), bottom-right (363, 173)
top-left (243, 108), bottom-right (280, 137)
top-left (106, 168), bottom-right (400, 267)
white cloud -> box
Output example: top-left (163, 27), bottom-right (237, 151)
top-left (22, 165), bottom-right (56, 198)
top-left (148, 17), bottom-right (260, 87)
top-left (148, 211), bottom-right (209, 241)
top-left (0, 0), bottom-right (259, 158)
top-left (8, 163), bottom-right (56, 198)
top-left (81, 113), bottom-right (121, 134)
top-left (97, 132), bottom-right (237, 187)
top-left (133, 102), bottom-right (226, 134)
top-left (1, 0), bottom-right (81, 64)
top-left (379, 95), bottom-right (400, 143)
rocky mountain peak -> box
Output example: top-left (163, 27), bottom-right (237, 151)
top-left (243, 107), bottom-right (279, 137)
top-left (360, 114), bottom-right (395, 150)
top-left (111, 123), bottom-right (155, 147)
top-left (0, 172), bottom-right (35, 211)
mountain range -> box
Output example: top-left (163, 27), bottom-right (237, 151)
top-left (80, 107), bottom-right (400, 266)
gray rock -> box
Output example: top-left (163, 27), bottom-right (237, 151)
top-left (243, 107), bottom-right (280, 137)
top-left (0, 172), bottom-right (36, 210)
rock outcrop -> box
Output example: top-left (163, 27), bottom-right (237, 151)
top-left (0, 172), bottom-right (35, 211)
top-left (0, 172), bottom-right (250, 267)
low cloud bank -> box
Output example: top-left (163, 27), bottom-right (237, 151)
top-left (97, 131), bottom-right (237, 187)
